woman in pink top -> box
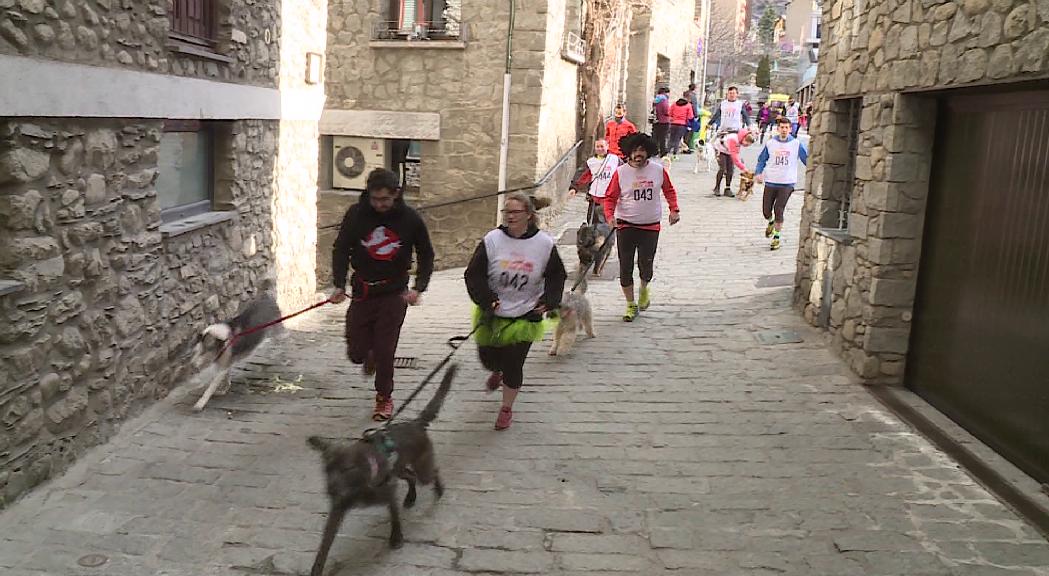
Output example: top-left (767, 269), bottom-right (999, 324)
top-left (668, 93), bottom-right (696, 157)
top-left (712, 127), bottom-right (755, 197)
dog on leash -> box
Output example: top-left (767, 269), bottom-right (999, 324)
top-left (737, 171), bottom-right (756, 201)
top-left (189, 290), bottom-right (282, 411)
top-left (576, 222), bottom-right (605, 269)
top-left (549, 270), bottom-right (594, 356)
top-left (306, 365), bottom-right (456, 576)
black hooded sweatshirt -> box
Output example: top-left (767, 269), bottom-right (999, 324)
top-left (332, 192), bottom-right (435, 299)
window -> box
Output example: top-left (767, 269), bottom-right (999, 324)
top-left (170, 0), bottom-right (217, 47)
top-left (379, 0), bottom-right (461, 38)
top-left (158, 121), bottom-right (213, 222)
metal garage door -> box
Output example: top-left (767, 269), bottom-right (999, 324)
top-left (907, 89), bottom-right (1049, 484)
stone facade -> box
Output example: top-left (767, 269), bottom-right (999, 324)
top-left (0, 0), bottom-right (279, 87)
top-left (625, 0), bottom-right (702, 131)
top-left (0, 0), bottom-right (325, 506)
top-left (794, 0), bottom-right (1049, 382)
top-left (322, 0), bottom-right (582, 272)
top-left (0, 118), bottom-right (279, 505)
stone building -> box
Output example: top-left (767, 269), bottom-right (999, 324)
top-left (795, 0), bottom-right (1049, 481)
top-left (0, 0), bottom-right (325, 504)
top-left (623, 0), bottom-right (704, 130)
top-left (318, 0), bottom-right (583, 281)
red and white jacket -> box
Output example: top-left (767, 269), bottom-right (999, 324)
top-left (572, 154), bottom-right (621, 199)
top-left (603, 160), bottom-right (679, 231)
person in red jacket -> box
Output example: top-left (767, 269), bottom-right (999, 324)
top-left (668, 92), bottom-right (696, 158)
top-left (603, 132), bottom-right (681, 322)
top-left (603, 104), bottom-right (637, 157)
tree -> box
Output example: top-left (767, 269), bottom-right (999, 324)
top-left (755, 54), bottom-right (771, 90)
top-left (578, 0), bottom-right (634, 159)
top-left (757, 8), bottom-right (777, 49)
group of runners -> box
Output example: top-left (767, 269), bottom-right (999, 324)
top-left (327, 86), bottom-right (808, 431)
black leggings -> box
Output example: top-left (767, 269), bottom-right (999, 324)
top-left (762, 184), bottom-right (794, 223)
top-left (715, 152), bottom-right (735, 190)
top-left (477, 341), bottom-right (533, 389)
top-left (617, 227), bottom-right (660, 287)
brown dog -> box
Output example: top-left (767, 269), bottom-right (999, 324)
top-left (307, 364), bottom-right (456, 576)
top-left (738, 171), bottom-right (756, 201)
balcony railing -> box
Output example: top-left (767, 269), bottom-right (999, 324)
top-left (372, 19), bottom-right (467, 42)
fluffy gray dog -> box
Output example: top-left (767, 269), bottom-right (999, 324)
top-left (549, 271), bottom-right (594, 356)
top-left (306, 364), bottom-right (456, 576)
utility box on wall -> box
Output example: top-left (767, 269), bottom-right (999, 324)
top-left (332, 136), bottom-right (386, 189)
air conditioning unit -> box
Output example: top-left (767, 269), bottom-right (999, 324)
top-left (332, 137), bottom-right (386, 189)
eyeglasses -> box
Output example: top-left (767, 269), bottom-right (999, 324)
top-left (501, 209), bottom-right (527, 215)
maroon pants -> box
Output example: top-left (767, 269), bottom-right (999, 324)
top-left (345, 292), bottom-right (408, 397)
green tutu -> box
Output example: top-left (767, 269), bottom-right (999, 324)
top-left (472, 306), bottom-right (558, 347)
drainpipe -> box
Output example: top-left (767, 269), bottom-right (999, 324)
top-left (496, 0), bottom-right (516, 221)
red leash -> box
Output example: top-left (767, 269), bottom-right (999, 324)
top-left (219, 297), bottom-right (334, 356)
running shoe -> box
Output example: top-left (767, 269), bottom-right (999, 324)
top-left (638, 286), bottom-right (651, 311)
top-left (495, 407), bottom-right (513, 430)
top-left (623, 302), bottom-right (639, 322)
top-left (372, 395), bottom-right (394, 421)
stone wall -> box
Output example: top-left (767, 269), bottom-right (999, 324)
top-left (794, 0), bottom-right (1049, 382)
top-left (625, 1), bottom-right (701, 131)
top-left (324, 0), bottom-right (579, 269)
top-left (0, 118), bottom-right (279, 505)
top-left (274, 0), bottom-right (327, 310)
top-left (0, 0), bottom-right (280, 87)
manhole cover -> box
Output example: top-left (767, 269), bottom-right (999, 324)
top-left (755, 273), bottom-right (794, 288)
top-left (393, 357), bottom-right (418, 369)
top-left (754, 330), bottom-right (803, 345)
top-left (77, 554), bottom-right (108, 568)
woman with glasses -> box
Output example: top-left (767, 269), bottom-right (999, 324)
top-left (464, 192), bottom-right (567, 430)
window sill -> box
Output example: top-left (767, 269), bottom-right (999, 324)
top-left (167, 39), bottom-right (234, 64)
top-left (160, 211), bottom-right (235, 238)
top-left (369, 40), bottom-right (467, 50)
top-left (814, 226), bottom-right (853, 245)
top-left (0, 280), bottom-right (25, 297)
top-left (561, 51), bottom-right (585, 65)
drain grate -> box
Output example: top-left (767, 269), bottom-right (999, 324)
top-left (754, 330), bottom-right (804, 345)
top-left (394, 357), bottom-right (419, 369)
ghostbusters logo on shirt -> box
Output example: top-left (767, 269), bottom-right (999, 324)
top-left (361, 226), bottom-right (402, 261)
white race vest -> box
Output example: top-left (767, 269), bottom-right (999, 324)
top-left (763, 137), bottom-right (802, 185)
top-left (613, 161), bottom-right (666, 225)
top-left (720, 100), bottom-right (744, 130)
top-left (484, 229), bottom-right (554, 318)
top-left (585, 154), bottom-right (620, 198)
top-left (786, 104), bottom-right (800, 122)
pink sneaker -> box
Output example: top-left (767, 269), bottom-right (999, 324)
top-left (494, 407), bottom-right (513, 430)
top-left (485, 372), bottom-right (503, 393)
top-left (372, 395), bottom-right (393, 421)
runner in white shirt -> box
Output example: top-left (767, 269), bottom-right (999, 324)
top-left (755, 117), bottom-right (809, 251)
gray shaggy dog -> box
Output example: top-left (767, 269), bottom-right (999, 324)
top-left (306, 364), bottom-right (456, 576)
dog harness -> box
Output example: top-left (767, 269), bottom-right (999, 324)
top-left (362, 430), bottom-right (399, 487)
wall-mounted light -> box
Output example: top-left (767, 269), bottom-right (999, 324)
top-left (306, 52), bottom-right (324, 85)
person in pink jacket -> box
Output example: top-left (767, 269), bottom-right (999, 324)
top-left (712, 126), bottom-right (755, 197)
top-left (668, 93), bottom-right (696, 158)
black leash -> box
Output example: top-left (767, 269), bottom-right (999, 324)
top-left (380, 324), bottom-right (480, 426)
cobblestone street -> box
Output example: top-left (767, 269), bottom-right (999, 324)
top-left (1, 149), bottom-right (1048, 576)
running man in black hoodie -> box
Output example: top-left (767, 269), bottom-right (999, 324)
top-left (331, 168), bottom-right (435, 421)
